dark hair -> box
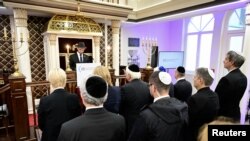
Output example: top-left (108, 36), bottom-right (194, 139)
top-left (149, 71), bottom-right (170, 94)
top-left (227, 51), bottom-right (245, 68)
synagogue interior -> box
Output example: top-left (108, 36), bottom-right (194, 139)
top-left (0, 0), bottom-right (250, 140)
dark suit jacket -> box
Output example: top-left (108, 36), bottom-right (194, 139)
top-left (215, 68), bottom-right (247, 120)
top-left (119, 79), bottom-right (153, 137)
top-left (174, 79), bottom-right (192, 102)
top-left (128, 97), bottom-right (188, 141)
top-left (104, 86), bottom-right (121, 114)
top-left (69, 53), bottom-right (91, 71)
top-left (187, 87), bottom-right (219, 141)
top-left (38, 89), bottom-right (82, 141)
top-left (57, 108), bottom-right (126, 141)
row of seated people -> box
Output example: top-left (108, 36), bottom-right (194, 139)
top-left (38, 50), bottom-right (247, 141)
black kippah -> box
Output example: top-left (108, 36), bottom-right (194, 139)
top-left (128, 64), bottom-right (140, 72)
top-left (177, 66), bottom-right (185, 73)
top-left (86, 76), bottom-right (107, 98)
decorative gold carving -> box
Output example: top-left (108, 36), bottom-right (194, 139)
top-left (47, 15), bottom-right (102, 34)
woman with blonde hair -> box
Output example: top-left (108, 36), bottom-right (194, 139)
top-left (93, 66), bottom-right (121, 113)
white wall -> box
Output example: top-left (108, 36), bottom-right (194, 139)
top-left (121, 21), bottom-right (170, 68)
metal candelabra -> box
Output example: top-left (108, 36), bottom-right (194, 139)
top-left (142, 37), bottom-right (157, 69)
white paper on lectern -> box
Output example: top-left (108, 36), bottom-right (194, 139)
top-left (76, 63), bottom-right (101, 87)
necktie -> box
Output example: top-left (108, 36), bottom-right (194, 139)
top-left (80, 55), bottom-right (83, 63)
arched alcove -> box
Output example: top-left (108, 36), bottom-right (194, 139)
top-left (42, 15), bottom-right (103, 75)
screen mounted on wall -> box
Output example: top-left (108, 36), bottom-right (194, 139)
top-left (158, 51), bottom-right (184, 69)
top-left (128, 38), bottom-right (140, 47)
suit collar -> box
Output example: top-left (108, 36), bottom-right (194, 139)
top-left (84, 108), bottom-right (106, 115)
top-left (176, 78), bottom-right (185, 82)
top-left (197, 87), bottom-right (210, 93)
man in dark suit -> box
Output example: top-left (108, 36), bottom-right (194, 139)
top-left (215, 50), bottom-right (247, 121)
top-left (38, 68), bottom-right (82, 141)
top-left (128, 71), bottom-right (188, 141)
top-left (69, 42), bottom-right (92, 71)
top-left (58, 75), bottom-right (125, 141)
top-left (187, 67), bottom-right (219, 141)
top-left (119, 64), bottom-right (153, 138)
top-left (174, 66), bottom-right (192, 102)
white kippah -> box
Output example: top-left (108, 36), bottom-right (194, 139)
top-left (207, 68), bottom-right (215, 79)
top-left (158, 72), bottom-right (172, 85)
top-left (153, 67), bottom-right (159, 72)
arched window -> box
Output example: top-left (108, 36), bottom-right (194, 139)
top-left (185, 14), bottom-right (214, 71)
top-left (227, 8), bottom-right (245, 52)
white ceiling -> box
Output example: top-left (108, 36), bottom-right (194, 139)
top-left (0, 0), bottom-right (243, 21)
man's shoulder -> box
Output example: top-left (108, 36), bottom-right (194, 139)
top-left (70, 53), bottom-right (77, 56)
top-left (105, 110), bottom-right (124, 119)
top-left (62, 115), bottom-right (83, 130)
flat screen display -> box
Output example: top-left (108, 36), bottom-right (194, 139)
top-left (128, 38), bottom-right (140, 47)
top-left (158, 51), bottom-right (184, 69)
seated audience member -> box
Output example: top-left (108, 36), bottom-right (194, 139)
top-left (198, 116), bottom-right (236, 141)
top-left (58, 75), bottom-right (125, 141)
top-left (38, 68), bottom-right (82, 141)
top-left (93, 66), bottom-right (121, 113)
top-left (128, 71), bottom-right (188, 141)
top-left (173, 66), bottom-right (192, 102)
top-left (120, 64), bottom-right (153, 138)
top-left (187, 67), bottom-right (219, 141)
top-left (215, 51), bottom-right (247, 121)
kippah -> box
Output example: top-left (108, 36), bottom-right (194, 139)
top-left (126, 64), bottom-right (141, 79)
top-left (159, 66), bottom-right (166, 72)
top-left (153, 66), bottom-right (166, 72)
top-left (86, 76), bottom-right (107, 98)
top-left (159, 72), bottom-right (172, 85)
top-left (177, 66), bottom-right (185, 73)
top-left (207, 68), bottom-right (215, 79)
top-left (128, 64), bottom-right (140, 72)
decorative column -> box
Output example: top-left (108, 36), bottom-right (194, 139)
top-left (93, 36), bottom-right (101, 63)
top-left (111, 20), bottom-right (121, 85)
top-left (13, 9), bottom-right (31, 81)
top-left (240, 3), bottom-right (250, 123)
top-left (13, 8), bottom-right (34, 116)
top-left (43, 33), bottom-right (59, 78)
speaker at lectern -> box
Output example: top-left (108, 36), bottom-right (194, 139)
top-left (76, 63), bottom-right (101, 87)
